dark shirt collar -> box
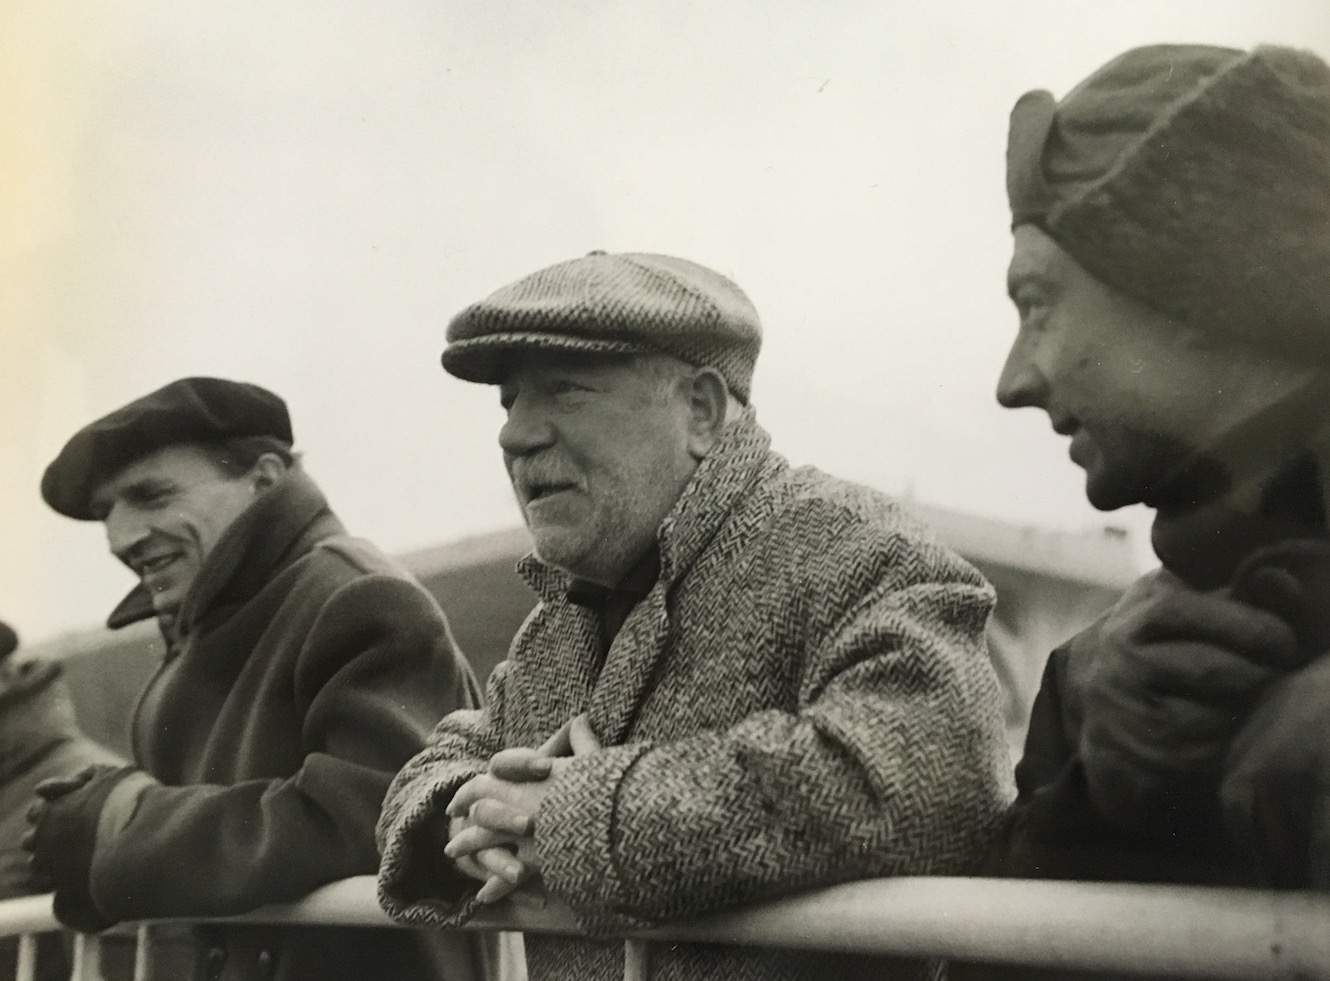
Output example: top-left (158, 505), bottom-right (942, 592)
top-left (566, 545), bottom-right (661, 611)
top-left (565, 545), bottom-right (662, 656)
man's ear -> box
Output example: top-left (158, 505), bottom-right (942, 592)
top-left (250, 453), bottom-right (289, 493)
top-left (684, 368), bottom-right (731, 460)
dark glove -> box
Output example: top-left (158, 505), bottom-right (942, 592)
top-left (23, 764), bottom-right (136, 933)
top-left (1231, 539), bottom-right (1330, 664)
top-left (1077, 569), bottom-right (1298, 839)
top-left (1221, 652), bottom-right (1330, 889)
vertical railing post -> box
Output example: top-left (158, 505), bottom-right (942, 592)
top-left (623, 939), bottom-right (649, 981)
top-left (70, 933), bottom-right (103, 981)
top-left (133, 924), bottom-right (153, 981)
top-left (15, 933), bottom-right (37, 981)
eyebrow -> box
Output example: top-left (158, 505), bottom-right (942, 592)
top-left (88, 476), bottom-right (170, 516)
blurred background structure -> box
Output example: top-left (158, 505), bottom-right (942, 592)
top-left (35, 512), bottom-right (1137, 757)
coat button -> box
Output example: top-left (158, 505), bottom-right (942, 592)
top-left (204, 946), bottom-right (227, 978)
top-left (256, 949), bottom-right (275, 977)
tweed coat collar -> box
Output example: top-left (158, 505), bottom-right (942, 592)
top-left (517, 408), bottom-right (776, 602)
top-left (515, 410), bottom-right (781, 745)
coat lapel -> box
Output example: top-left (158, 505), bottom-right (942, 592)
top-left (590, 411), bottom-right (777, 745)
top-left (588, 582), bottom-right (670, 745)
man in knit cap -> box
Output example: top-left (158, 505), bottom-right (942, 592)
top-left (377, 251), bottom-right (1012, 981)
top-left (25, 378), bottom-right (484, 981)
top-left (992, 43), bottom-right (1330, 900)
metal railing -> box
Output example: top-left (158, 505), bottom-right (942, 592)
top-left (3, 876), bottom-right (1329, 980)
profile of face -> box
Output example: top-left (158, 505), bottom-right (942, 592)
top-left (497, 351), bottom-right (724, 585)
top-left (90, 444), bottom-right (278, 620)
top-left (996, 225), bottom-right (1307, 512)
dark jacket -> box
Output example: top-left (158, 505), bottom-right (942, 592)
top-left (0, 663), bottom-right (123, 981)
top-left (969, 453), bottom-right (1330, 981)
top-left (379, 412), bottom-right (1012, 981)
top-left (42, 470), bottom-right (483, 981)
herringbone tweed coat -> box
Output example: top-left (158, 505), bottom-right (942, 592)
top-left (378, 413), bottom-right (1012, 981)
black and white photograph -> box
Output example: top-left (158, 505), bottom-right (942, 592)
top-left (2, 2), bottom-right (1328, 979)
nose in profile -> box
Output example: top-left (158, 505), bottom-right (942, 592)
top-left (104, 501), bottom-right (151, 564)
top-left (996, 336), bottom-right (1049, 410)
top-left (498, 395), bottom-right (556, 458)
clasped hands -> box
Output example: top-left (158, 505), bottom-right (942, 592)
top-left (444, 714), bottom-right (600, 907)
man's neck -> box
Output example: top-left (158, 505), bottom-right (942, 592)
top-left (1150, 394), bottom-right (1330, 588)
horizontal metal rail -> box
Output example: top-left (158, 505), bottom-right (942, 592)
top-left (3, 876), bottom-right (1329, 980)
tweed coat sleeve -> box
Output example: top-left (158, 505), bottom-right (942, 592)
top-left (84, 576), bottom-right (475, 920)
top-left (376, 656), bottom-right (512, 923)
top-left (535, 500), bottom-right (1012, 933)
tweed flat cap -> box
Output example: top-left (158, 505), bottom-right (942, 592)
top-left (42, 377), bottom-right (293, 520)
top-left (442, 251), bottom-right (762, 401)
top-left (1008, 43), bottom-right (1330, 361)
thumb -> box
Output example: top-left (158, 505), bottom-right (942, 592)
top-left (489, 748), bottom-right (554, 781)
top-left (35, 774), bottom-right (93, 800)
top-left (537, 720), bottom-right (573, 758)
top-left (569, 714), bottom-right (602, 756)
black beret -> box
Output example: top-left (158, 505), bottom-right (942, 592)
top-left (0, 621), bottom-right (16, 661)
top-left (443, 251), bottom-right (763, 402)
top-left (42, 377), bottom-right (293, 520)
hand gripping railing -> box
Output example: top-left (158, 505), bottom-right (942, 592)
top-left (2, 876), bottom-right (1329, 981)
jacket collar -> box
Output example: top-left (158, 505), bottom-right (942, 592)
top-left (106, 469), bottom-right (344, 636)
top-left (1151, 392), bottom-right (1330, 589)
top-left (518, 408), bottom-right (777, 603)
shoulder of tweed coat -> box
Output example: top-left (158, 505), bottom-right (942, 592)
top-left (378, 411), bottom-right (1012, 940)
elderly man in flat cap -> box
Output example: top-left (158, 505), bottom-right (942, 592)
top-left (990, 42), bottom-right (1330, 906)
top-left (25, 378), bottom-right (484, 981)
top-left (376, 252), bottom-right (1011, 981)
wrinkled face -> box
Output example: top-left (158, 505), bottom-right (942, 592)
top-left (497, 352), bottom-right (699, 585)
top-left (89, 444), bottom-right (262, 620)
top-left (997, 225), bottom-right (1291, 512)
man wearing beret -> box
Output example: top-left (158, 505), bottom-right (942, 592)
top-left (990, 42), bottom-right (1330, 911)
top-left (376, 252), bottom-right (1011, 981)
top-left (25, 378), bottom-right (484, 981)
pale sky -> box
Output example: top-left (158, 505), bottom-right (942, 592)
top-left (3, 1), bottom-right (1328, 642)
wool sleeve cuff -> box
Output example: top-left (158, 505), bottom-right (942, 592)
top-left (376, 762), bottom-right (488, 928)
top-left (534, 742), bottom-right (653, 935)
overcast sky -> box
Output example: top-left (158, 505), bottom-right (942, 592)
top-left (3, 1), bottom-right (1328, 643)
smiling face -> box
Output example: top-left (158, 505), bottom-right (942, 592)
top-left (89, 443), bottom-right (266, 620)
top-left (996, 225), bottom-right (1312, 512)
top-left (497, 351), bottom-right (703, 585)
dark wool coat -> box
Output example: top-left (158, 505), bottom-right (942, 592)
top-left (68, 470), bottom-right (482, 981)
top-left (378, 414), bottom-right (1012, 981)
top-left (966, 454), bottom-right (1330, 981)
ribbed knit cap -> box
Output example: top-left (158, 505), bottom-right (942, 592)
top-left (1007, 44), bottom-right (1330, 361)
top-left (443, 251), bottom-right (762, 401)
